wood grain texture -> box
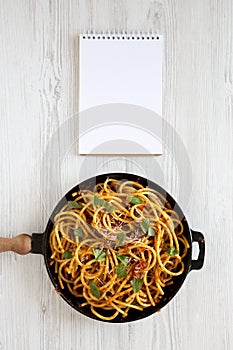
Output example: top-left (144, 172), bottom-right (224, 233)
top-left (0, 0), bottom-right (232, 349)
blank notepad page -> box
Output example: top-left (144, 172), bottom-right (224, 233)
top-left (79, 34), bottom-right (163, 155)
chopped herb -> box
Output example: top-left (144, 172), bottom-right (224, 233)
top-left (63, 250), bottom-right (72, 259)
top-left (140, 218), bottom-right (150, 233)
top-left (117, 255), bottom-right (129, 265)
top-left (148, 227), bottom-right (156, 236)
top-left (67, 201), bottom-right (83, 209)
top-left (90, 281), bottom-right (100, 299)
top-left (117, 232), bottom-right (126, 246)
top-left (116, 264), bottom-right (127, 278)
top-left (131, 278), bottom-right (144, 294)
top-left (106, 204), bottom-right (115, 213)
top-left (92, 195), bottom-right (102, 206)
top-left (128, 196), bottom-right (142, 205)
top-left (166, 247), bottom-right (179, 256)
top-left (73, 228), bottom-right (84, 237)
top-left (92, 195), bottom-right (115, 213)
top-left (93, 248), bottom-right (106, 262)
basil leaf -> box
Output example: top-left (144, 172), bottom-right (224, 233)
top-left (140, 218), bottom-right (150, 233)
top-left (166, 247), bottom-right (179, 256)
top-left (117, 232), bottom-right (126, 246)
top-left (63, 250), bottom-right (72, 259)
top-left (92, 195), bottom-right (102, 206)
top-left (131, 278), bottom-right (143, 294)
top-left (93, 248), bottom-right (106, 262)
top-left (104, 202), bottom-right (115, 214)
top-left (90, 281), bottom-right (100, 299)
top-left (73, 228), bottom-right (84, 237)
top-left (148, 227), bottom-right (156, 236)
top-left (116, 264), bottom-right (127, 278)
top-left (128, 196), bottom-right (142, 205)
top-left (92, 195), bottom-right (115, 213)
top-left (117, 255), bottom-right (129, 265)
top-left (67, 201), bottom-right (83, 209)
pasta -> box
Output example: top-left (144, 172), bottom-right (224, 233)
top-left (49, 178), bottom-right (190, 321)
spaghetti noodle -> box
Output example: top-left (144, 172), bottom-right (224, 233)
top-left (49, 178), bottom-right (189, 320)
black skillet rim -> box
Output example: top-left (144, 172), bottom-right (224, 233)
top-left (42, 172), bottom-right (192, 323)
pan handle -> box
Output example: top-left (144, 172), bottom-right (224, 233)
top-left (31, 233), bottom-right (45, 255)
top-left (0, 233), bottom-right (45, 255)
top-left (190, 230), bottom-right (205, 271)
top-left (0, 234), bottom-right (32, 255)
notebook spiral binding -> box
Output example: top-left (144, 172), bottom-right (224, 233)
top-left (80, 32), bottom-right (161, 41)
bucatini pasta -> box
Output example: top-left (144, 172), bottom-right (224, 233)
top-left (49, 178), bottom-right (189, 320)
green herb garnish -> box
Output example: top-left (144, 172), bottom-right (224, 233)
top-left (116, 264), bottom-right (127, 278)
top-left (148, 227), bottom-right (156, 236)
top-left (140, 218), bottom-right (150, 233)
top-left (73, 228), bottom-right (84, 237)
top-left (140, 218), bottom-right (156, 236)
top-left (90, 281), bottom-right (100, 299)
top-left (117, 255), bottom-right (129, 265)
top-left (93, 248), bottom-right (106, 262)
top-left (166, 247), bottom-right (179, 256)
top-left (67, 201), bottom-right (83, 209)
top-left (117, 232), bottom-right (126, 246)
top-left (92, 195), bottom-right (115, 213)
top-left (63, 250), bottom-right (72, 259)
top-left (131, 278), bottom-right (143, 294)
top-left (128, 196), bottom-right (142, 205)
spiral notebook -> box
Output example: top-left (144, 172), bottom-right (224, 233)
top-left (79, 34), bottom-right (163, 155)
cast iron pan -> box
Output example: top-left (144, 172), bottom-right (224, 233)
top-left (0, 173), bottom-right (205, 323)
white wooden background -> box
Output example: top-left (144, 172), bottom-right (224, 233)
top-left (0, 1), bottom-right (232, 349)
